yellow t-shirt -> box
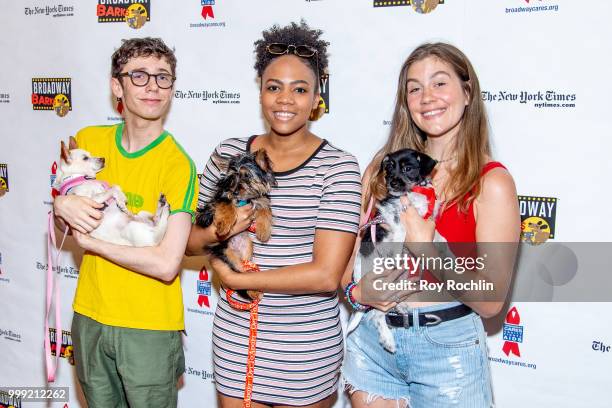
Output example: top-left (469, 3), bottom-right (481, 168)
top-left (72, 122), bottom-right (197, 330)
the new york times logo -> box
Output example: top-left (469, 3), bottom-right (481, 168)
top-left (24, 4), bottom-right (75, 17)
top-left (0, 390), bottom-right (22, 408)
top-left (97, 0), bottom-right (150, 29)
top-left (0, 329), bottom-right (22, 343)
top-left (31, 78), bottom-right (72, 117)
top-left (36, 261), bottom-right (79, 279)
top-left (174, 89), bottom-right (240, 104)
top-left (482, 90), bottom-right (576, 108)
top-left (592, 340), bottom-right (611, 354)
top-left (186, 366), bottom-right (215, 382)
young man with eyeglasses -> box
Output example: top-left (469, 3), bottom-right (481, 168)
top-left (53, 37), bottom-right (196, 408)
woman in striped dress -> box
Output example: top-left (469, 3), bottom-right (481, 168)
top-left (187, 21), bottom-right (362, 407)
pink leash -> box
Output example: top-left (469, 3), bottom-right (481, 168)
top-left (45, 211), bottom-right (68, 382)
top-left (360, 197), bottom-right (377, 244)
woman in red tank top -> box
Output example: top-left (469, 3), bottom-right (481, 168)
top-left (341, 43), bottom-right (521, 408)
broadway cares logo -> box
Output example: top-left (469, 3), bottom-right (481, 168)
top-left (481, 89), bottom-right (576, 108)
top-left (97, 0), bottom-right (150, 29)
top-left (373, 0), bottom-right (445, 14)
top-left (174, 89), bottom-right (240, 104)
top-left (24, 4), bottom-right (75, 17)
top-left (189, 0), bottom-right (226, 28)
top-left (488, 306), bottom-right (537, 369)
top-left (506, 0), bottom-right (559, 14)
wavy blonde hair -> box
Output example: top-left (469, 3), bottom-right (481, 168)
top-left (366, 42), bottom-right (491, 213)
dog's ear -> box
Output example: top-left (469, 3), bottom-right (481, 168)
top-left (210, 152), bottom-right (230, 174)
top-left (60, 140), bottom-right (71, 164)
top-left (254, 149), bottom-right (273, 173)
top-left (370, 166), bottom-right (388, 202)
top-left (68, 136), bottom-right (78, 149)
top-left (417, 152), bottom-right (437, 177)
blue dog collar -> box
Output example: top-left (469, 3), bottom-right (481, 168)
top-left (236, 199), bottom-right (250, 207)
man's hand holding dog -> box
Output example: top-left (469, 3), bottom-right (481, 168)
top-left (54, 195), bottom-right (104, 234)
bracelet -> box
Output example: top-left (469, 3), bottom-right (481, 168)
top-left (344, 281), bottom-right (369, 311)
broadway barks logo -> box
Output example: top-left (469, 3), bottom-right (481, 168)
top-left (49, 328), bottom-right (75, 365)
top-left (32, 78), bottom-right (72, 117)
top-left (502, 306), bottom-right (523, 357)
top-left (0, 92), bottom-right (9, 104)
top-left (319, 74), bottom-right (330, 114)
top-left (373, 0), bottom-right (445, 13)
top-left (0, 164), bottom-right (8, 197)
top-left (97, 0), bottom-right (150, 29)
top-left (519, 195), bottom-right (557, 245)
top-left (0, 391), bottom-right (22, 408)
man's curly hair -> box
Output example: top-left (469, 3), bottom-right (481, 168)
top-left (254, 21), bottom-right (329, 86)
top-left (111, 37), bottom-right (177, 78)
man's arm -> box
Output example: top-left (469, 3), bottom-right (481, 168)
top-left (73, 212), bottom-right (192, 282)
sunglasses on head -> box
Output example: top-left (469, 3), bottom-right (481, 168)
top-left (266, 43), bottom-right (317, 58)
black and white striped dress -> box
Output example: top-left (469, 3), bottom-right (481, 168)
top-left (198, 136), bottom-right (361, 406)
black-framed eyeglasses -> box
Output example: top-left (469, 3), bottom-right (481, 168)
top-left (116, 70), bottom-right (176, 89)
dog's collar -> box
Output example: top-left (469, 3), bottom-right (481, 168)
top-left (58, 176), bottom-right (114, 207)
top-left (59, 175), bottom-right (96, 196)
top-left (411, 185), bottom-right (436, 220)
top-left (235, 199), bottom-right (251, 207)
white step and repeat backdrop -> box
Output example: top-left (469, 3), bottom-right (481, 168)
top-left (1, 1), bottom-right (611, 407)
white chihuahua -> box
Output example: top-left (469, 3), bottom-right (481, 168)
top-left (53, 137), bottom-right (169, 247)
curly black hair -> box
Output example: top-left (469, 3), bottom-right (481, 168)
top-left (254, 21), bottom-right (329, 85)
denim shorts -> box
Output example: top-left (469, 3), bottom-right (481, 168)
top-left (341, 302), bottom-right (493, 407)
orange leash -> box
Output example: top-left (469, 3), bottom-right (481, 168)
top-left (225, 260), bottom-right (261, 408)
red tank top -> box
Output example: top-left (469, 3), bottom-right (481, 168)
top-left (435, 161), bottom-right (507, 242)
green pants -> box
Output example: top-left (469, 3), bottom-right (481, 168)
top-left (71, 312), bottom-right (185, 408)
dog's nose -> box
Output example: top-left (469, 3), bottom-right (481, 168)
top-left (390, 178), bottom-right (403, 190)
top-left (100, 158), bottom-right (105, 165)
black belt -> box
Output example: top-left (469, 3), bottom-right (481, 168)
top-left (385, 304), bottom-right (473, 328)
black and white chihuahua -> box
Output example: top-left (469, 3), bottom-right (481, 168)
top-left (347, 148), bottom-right (447, 353)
